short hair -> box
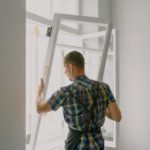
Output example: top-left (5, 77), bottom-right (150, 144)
top-left (64, 51), bottom-right (85, 69)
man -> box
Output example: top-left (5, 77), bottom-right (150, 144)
top-left (36, 51), bottom-right (121, 150)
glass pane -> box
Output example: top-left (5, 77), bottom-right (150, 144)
top-left (26, 0), bottom-right (79, 22)
top-left (52, 0), bottom-right (79, 28)
top-left (26, 0), bottom-right (52, 19)
top-left (52, 0), bottom-right (78, 15)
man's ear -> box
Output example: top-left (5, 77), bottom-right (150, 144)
top-left (68, 64), bottom-right (73, 72)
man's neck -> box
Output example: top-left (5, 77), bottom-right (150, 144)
top-left (72, 71), bottom-right (85, 80)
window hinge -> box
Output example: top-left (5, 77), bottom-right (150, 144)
top-left (46, 26), bottom-right (53, 37)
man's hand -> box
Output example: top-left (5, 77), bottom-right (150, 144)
top-left (35, 78), bottom-right (51, 113)
top-left (36, 78), bottom-right (44, 96)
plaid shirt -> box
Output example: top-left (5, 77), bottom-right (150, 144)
top-left (48, 75), bottom-right (115, 149)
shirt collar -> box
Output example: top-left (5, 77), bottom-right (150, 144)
top-left (74, 75), bottom-right (88, 81)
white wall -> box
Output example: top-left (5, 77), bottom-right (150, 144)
top-left (0, 0), bottom-right (25, 150)
top-left (111, 0), bottom-right (150, 150)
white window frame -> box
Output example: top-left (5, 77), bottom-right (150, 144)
top-left (27, 13), bottom-right (112, 150)
top-left (26, 12), bottom-right (118, 149)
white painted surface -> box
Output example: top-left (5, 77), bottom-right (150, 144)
top-left (0, 0), bottom-right (25, 150)
top-left (111, 0), bottom-right (150, 150)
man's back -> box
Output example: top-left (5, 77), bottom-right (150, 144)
top-left (49, 75), bottom-right (116, 149)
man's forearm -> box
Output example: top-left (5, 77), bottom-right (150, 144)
top-left (106, 102), bottom-right (122, 122)
top-left (105, 108), bottom-right (113, 120)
